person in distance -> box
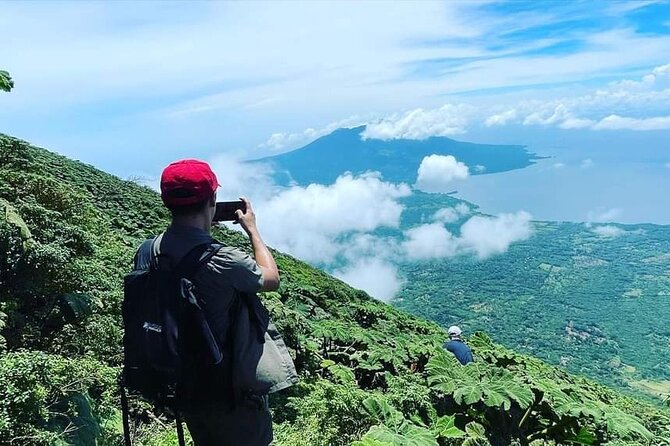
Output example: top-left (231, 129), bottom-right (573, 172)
top-left (443, 325), bottom-right (474, 365)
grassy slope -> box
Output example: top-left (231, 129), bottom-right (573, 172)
top-left (394, 218), bottom-right (670, 403)
top-left (0, 133), bottom-right (669, 446)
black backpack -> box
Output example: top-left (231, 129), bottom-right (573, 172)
top-left (120, 236), bottom-right (228, 446)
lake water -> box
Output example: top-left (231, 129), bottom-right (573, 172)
top-left (450, 131), bottom-right (670, 225)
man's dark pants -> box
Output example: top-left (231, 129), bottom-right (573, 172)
top-left (184, 396), bottom-right (272, 446)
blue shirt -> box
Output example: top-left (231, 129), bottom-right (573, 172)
top-left (444, 339), bottom-right (474, 365)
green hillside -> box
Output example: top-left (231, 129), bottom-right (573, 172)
top-left (1, 133), bottom-right (669, 445)
top-left (391, 202), bottom-right (670, 404)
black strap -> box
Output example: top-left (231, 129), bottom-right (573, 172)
top-left (174, 242), bottom-right (226, 366)
top-left (120, 382), bottom-right (132, 446)
top-left (173, 243), bottom-right (211, 278)
top-left (175, 411), bottom-right (186, 446)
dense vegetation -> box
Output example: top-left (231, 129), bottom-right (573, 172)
top-left (1, 133), bottom-right (669, 445)
top-left (391, 200), bottom-right (670, 403)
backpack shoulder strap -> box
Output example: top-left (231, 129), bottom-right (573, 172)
top-left (133, 235), bottom-right (162, 271)
top-left (173, 242), bottom-right (224, 280)
top-left (174, 242), bottom-right (226, 366)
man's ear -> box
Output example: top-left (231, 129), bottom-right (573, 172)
top-left (209, 193), bottom-right (217, 206)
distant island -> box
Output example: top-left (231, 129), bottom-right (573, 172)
top-left (251, 126), bottom-right (543, 185)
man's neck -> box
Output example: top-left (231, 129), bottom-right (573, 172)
top-left (171, 215), bottom-right (211, 233)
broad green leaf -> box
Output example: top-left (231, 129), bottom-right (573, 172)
top-left (360, 424), bottom-right (438, 446)
top-left (454, 384), bottom-right (483, 406)
top-left (482, 386), bottom-right (510, 410)
top-left (602, 407), bottom-right (652, 440)
top-left (352, 436), bottom-right (392, 446)
top-left (465, 422), bottom-right (486, 439)
top-left (432, 415), bottom-right (465, 439)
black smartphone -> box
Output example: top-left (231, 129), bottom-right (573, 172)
top-left (213, 201), bottom-right (246, 222)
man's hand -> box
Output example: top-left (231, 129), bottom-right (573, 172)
top-left (235, 197), bottom-right (258, 236)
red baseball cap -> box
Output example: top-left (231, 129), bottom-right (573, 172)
top-left (160, 159), bottom-right (219, 206)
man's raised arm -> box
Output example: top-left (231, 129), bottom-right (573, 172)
top-left (236, 197), bottom-right (280, 291)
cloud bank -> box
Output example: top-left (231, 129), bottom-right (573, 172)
top-left (401, 211), bottom-right (533, 261)
top-left (458, 211), bottom-right (533, 259)
top-left (361, 104), bottom-right (472, 140)
top-left (211, 158), bottom-right (532, 301)
top-left (333, 258), bottom-right (404, 302)
top-left (402, 223), bottom-right (458, 260)
top-left (432, 203), bottom-right (471, 223)
top-left (591, 114), bottom-right (670, 131)
top-left (258, 172), bottom-right (411, 263)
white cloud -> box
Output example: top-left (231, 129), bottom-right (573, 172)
top-left (591, 225), bottom-right (626, 238)
top-left (458, 211), bottom-right (533, 259)
top-left (523, 103), bottom-right (594, 129)
top-left (482, 64), bottom-right (670, 132)
top-left (553, 162), bottom-right (565, 169)
top-left (209, 155), bottom-right (278, 202)
top-left (332, 258), bottom-right (403, 302)
top-left (485, 109), bottom-right (517, 127)
top-left (580, 158), bottom-right (594, 169)
top-left (339, 233), bottom-right (399, 263)
top-left (415, 154), bottom-right (469, 193)
top-left (432, 203), bottom-right (471, 223)
top-left (591, 114), bottom-right (670, 130)
top-left (258, 115), bottom-right (368, 152)
top-left (587, 207), bottom-right (623, 223)
top-left (559, 116), bottom-right (595, 129)
top-left (258, 61), bottom-right (670, 151)
top-left (202, 159), bottom-right (530, 298)
top-left (402, 223), bottom-right (458, 260)
top-left (361, 104), bottom-right (472, 140)
top-left (258, 172), bottom-right (411, 263)
top-left (608, 62), bottom-right (670, 91)
top-left (402, 211), bottom-right (533, 260)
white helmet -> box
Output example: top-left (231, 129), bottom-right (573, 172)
top-left (448, 326), bottom-right (462, 337)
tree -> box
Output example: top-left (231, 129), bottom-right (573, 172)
top-left (1, 70), bottom-right (13, 92)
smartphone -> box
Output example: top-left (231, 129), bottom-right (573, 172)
top-left (213, 201), bottom-right (246, 222)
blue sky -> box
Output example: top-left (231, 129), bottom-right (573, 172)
top-left (1, 0), bottom-right (669, 179)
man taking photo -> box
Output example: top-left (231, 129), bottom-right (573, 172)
top-left (129, 159), bottom-right (297, 446)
